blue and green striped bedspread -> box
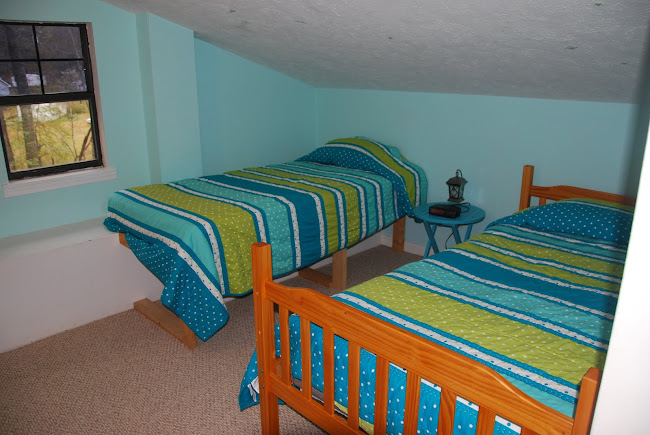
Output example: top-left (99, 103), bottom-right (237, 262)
top-left (239, 199), bottom-right (633, 434)
top-left (103, 138), bottom-right (427, 341)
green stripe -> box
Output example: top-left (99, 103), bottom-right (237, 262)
top-left (461, 239), bottom-right (622, 291)
top-left (349, 276), bottom-right (607, 384)
top-left (476, 233), bottom-right (626, 278)
top-left (328, 138), bottom-right (417, 206)
top-left (131, 184), bottom-right (258, 294)
top-left (231, 169), bottom-right (341, 254)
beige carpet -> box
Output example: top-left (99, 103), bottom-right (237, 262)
top-left (0, 245), bottom-right (419, 434)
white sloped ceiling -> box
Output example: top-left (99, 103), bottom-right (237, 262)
top-left (103, 0), bottom-right (649, 103)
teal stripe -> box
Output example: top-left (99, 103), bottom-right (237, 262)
top-left (241, 168), bottom-right (348, 250)
top-left (111, 191), bottom-right (219, 281)
top-left (287, 161), bottom-right (394, 230)
top-left (468, 239), bottom-right (622, 284)
top-left (485, 227), bottom-right (627, 265)
top-left (390, 270), bottom-right (609, 350)
top-left (275, 163), bottom-right (370, 240)
top-left (178, 178), bottom-right (296, 271)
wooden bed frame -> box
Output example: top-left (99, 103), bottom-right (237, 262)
top-left (118, 217), bottom-right (406, 349)
top-left (250, 165), bottom-right (635, 434)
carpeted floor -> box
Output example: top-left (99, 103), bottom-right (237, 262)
top-left (0, 245), bottom-right (419, 434)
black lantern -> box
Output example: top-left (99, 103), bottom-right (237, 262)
top-left (446, 169), bottom-right (467, 202)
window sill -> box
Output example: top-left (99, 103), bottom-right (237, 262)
top-left (2, 167), bottom-right (117, 198)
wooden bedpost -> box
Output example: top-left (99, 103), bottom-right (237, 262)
top-left (519, 165), bottom-right (534, 211)
top-left (572, 367), bottom-right (602, 435)
top-left (251, 243), bottom-right (280, 435)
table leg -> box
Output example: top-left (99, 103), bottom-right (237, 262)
top-left (423, 223), bottom-right (439, 257)
top-left (464, 224), bottom-right (475, 242)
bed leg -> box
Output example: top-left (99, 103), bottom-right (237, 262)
top-left (133, 298), bottom-right (197, 350)
top-left (298, 248), bottom-right (348, 291)
top-left (330, 248), bottom-right (347, 291)
top-left (392, 217), bottom-right (405, 252)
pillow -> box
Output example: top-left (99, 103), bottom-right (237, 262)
top-left (489, 199), bottom-right (634, 245)
top-left (354, 136), bottom-right (403, 159)
top-left (298, 137), bottom-right (428, 217)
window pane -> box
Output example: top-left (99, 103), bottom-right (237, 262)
top-left (0, 24), bottom-right (36, 60)
top-left (36, 26), bottom-right (82, 59)
top-left (0, 61), bottom-right (41, 96)
top-left (1, 101), bottom-right (96, 173)
top-left (41, 60), bottom-right (86, 94)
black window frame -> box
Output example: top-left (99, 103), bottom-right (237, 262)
top-left (0, 20), bottom-right (104, 181)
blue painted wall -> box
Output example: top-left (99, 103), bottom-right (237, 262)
top-left (316, 89), bottom-right (638, 247)
top-left (194, 39), bottom-right (317, 175)
top-left (0, 3), bottom-right (204, 238)
top-left (1, 0), bottom-right (152, 238)
top-left (138, 13), bottom-right (202, 183)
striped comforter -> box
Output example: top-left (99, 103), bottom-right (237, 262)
top-left (104, 138), bottom-right (427, 340)
top-left (239, 199), bottom-right (633, 434)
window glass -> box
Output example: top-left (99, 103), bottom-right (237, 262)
top-left (0, 21), bottom-right (103, 180)
top-left (41, 61), bottom-right (87, 94)
top-left (0, 61), bottom-right (41, 96)
top-left (0, 24), bottom-right (36, 60)
top-left (35, 25), bottom-right (82, 59)
top-left (1, 101), bottom-right (96, 173)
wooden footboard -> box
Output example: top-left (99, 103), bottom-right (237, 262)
top-left (252, 242), bottom-right (601, 435)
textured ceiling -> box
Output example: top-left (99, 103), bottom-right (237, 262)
top-left (103, 0), bottom-right (650, 103)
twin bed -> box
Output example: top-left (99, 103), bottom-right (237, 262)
top-left (240, 165), bottom-right (635, 434)
top-left (105, 137), bottom-right (427, 347)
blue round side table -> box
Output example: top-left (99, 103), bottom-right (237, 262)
top-left (413, 202), bottom-right (486, 257)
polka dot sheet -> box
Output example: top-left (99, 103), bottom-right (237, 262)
top-left (104, 139), bottom-right (426, 342)
top-left (240, 200), bottom-right (628, 433)
top-left (490, 199), bottom-right (634, 245)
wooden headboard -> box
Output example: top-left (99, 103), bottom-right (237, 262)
top-left (519, 164), bottom-right (636, 211)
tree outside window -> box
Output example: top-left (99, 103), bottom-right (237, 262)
top-left (0, 21), bottom-right (103, 180)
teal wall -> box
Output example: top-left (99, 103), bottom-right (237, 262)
top-left (316, 89), bottom-right (638, 247)
top-left (1, 0), bottom-right (151, 238)
top-left (138, 13), bottom-right (202, 183)
top-left (0, 2), bottom-right (204, 238)
top-left (194, 39), bottom-right (317, 175)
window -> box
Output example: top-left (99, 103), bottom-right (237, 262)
top-left (0, 21), bottom-right (104, 181)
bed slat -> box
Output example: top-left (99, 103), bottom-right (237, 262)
top-left (300, 317), bottom-right (312, 401)
top-left (403, 371), bottom-right (422, 434)
top-left (323, 329), bottom-right (335, 415)
top-left (373, 356), bottom-right (389, 434)
top-left (347, 342), bottom-right (361, 429)
top-left (476, 407), bottom-right (496, 434)
top-left (438, 388), bottom-right (457, 434)
top-left (279, 307), bottom-right (291, 383)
